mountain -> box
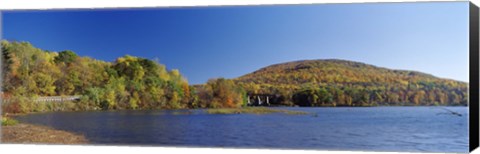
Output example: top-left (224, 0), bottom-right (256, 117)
top-left (234, 59), bottom-right (468, 106)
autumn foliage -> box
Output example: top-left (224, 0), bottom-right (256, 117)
top-left (1, 41), bottom-right (469, 114)
top-left (236, 59), bottom-right (468, 106)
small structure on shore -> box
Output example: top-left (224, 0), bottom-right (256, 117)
top-left (246, 93), bottom-right (283, 106)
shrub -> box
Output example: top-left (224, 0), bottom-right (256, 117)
top-left (1, 117), bottom-right (19, 126)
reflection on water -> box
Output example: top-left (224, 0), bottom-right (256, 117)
top-left (15, 107), bottom-right (468, 152)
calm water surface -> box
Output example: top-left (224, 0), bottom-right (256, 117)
top-left (15, 107), bottom-right (468, 153)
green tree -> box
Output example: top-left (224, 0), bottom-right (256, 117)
top-left (54, 50), bottom-right (78, 64)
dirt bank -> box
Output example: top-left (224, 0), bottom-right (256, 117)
top-left (1, 123), bottom-right (89, 144)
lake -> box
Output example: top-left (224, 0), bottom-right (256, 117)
top-left (14, 107), bottom-right (468, 153)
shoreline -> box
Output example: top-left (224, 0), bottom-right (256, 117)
top-left (1, 123), bottom-right (89, 144)
top-left (3, 105), bottom-right (467, 117)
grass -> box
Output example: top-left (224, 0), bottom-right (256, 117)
top-left (2, 117), bottom-right (19, 126)
top-left (171, 110), bottom-right (194, 115)
top-left (206, 107), bottom-right (309, 115)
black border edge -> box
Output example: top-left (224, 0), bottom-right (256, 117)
top-left (0, 11), bottom-right (3, 143)
top-left (0, 10), bottom-right (3, 143)
top-left (470, 1), bottom-right (480, 152)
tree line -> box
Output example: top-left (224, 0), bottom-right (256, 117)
top-left (1, 41), bottom-right (468, 114)
top-left (1, 41), bottom-right (245, 113)
top-left (291, 84), bottom-right (467, 107)
top-left (235, 59), bottom-right (468, 107)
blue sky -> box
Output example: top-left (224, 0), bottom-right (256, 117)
top-left (2, 2), bottom-right (469, 84)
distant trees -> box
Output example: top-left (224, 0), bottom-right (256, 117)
top-left (237, 60), bottom-right (468, 107)
top-left (293, 88), bottom-right (332, 107)
top-left (0, 40), bottom-right (469, 114)
top-left (196, 78), bottom-right (246, 108)
top-left (1, 41), bottom-right (197, 113)
top-left (54, 50), bottom-right (78, 64)
top-left (79, 55), bottom-right (195, 110)
top-left (291, 85), bottom-right (467, 107)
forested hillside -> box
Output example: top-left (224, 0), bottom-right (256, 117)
top-left (235, 59), bottom-right (468, 106)
top-left (1, 41), bottom-right (246, 113)
top-left (1, 41), bottom-right (468, 114)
